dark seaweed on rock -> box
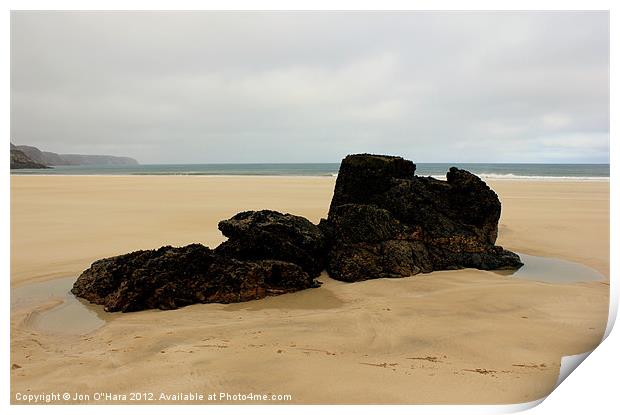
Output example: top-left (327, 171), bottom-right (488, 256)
top-left (72, 153), bottom-right (522, 312)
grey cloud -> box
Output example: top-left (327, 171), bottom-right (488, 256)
top-left (11, 11), bottom-right (609, 163)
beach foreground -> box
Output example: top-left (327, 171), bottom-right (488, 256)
top-left (10, 176), bottom-right (609, 404)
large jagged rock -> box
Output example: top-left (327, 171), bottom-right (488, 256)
top-left (71, 244), bottom-right (318, 312)
top-left (320, 154), bottom-right (522, 282)
top-left (216, 210), bottom-right (327, 277)
top-left (72, 211), bottom-right (325, 312)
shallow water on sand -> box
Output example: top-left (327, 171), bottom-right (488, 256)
top-left (11, 253), bottom-right (605, 336)
top-left (11, 276), bottom-right (110, 335)
top-left (497, 253), bottom-right (605, 283)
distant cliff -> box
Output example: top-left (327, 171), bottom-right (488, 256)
top-left (10, 144), bottom-right (50, 169)
top-left (57, 154), bottom-right (139, 166)
top-left (11, 144), bottom-right (139, 166)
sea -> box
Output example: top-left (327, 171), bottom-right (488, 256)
top-left (10, 163), bottom-right (610, 181)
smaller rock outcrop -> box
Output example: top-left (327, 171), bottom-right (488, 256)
top-left (216, 210), bottom-right (327, 277)
top-left (71, 244), bottom-right (318, 312)
top-left (72, 211), bottom-right (325, 312)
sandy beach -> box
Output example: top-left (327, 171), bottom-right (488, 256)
top-left (10, 176), bottom-right (609, 404)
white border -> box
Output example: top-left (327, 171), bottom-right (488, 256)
top-left (3, 2), bottom-right (616, 415)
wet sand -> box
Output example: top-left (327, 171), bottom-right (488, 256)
top-left (10, 176), bottom-right (609, 404)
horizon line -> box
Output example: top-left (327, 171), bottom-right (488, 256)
top-left (130, 161), bottom-right (611, 165)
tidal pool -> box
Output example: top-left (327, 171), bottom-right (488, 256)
top-left (11, 276), bottom-right (110, 335)
top-left (497, 253), bottom-right (605, 283)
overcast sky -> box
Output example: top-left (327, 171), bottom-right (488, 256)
top-left (11, 11), bottom-right (609, 164)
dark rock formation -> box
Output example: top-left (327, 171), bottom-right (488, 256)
top-left (72, 244), bottom-right (318, 312)
top-left (216, 210), bottom-right (327, 277)
top-left (10, 144), bottom-right (50, 169)
top-left (72, 153), bottom-right (522, 312)
top-left (320, 154), bottom-right (522, 282)
top-left (72, 211), bottom-right (324, 312)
